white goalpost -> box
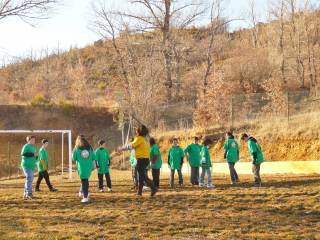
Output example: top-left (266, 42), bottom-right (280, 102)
top-left (0, 130), bottom-right (73, 179)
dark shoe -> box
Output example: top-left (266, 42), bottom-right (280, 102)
top-left (151, 187), bottom-right (157, 197)
top-left (137, 184), bottom-right (143, 196)
top-left (50, 187), bottom-right (58, 192)
top-left (35, 188), bottom-right (40, 192)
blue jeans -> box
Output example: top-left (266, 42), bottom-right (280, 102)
top-left (200, 168), bottom-right (212, 186)
top-left (23, 168), bottom-right (34, 196)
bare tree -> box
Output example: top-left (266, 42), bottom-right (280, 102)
top-left (91, 0), bottom-right (207, 102)
top-left (202, 0), bottom-right (232, 94)
top-left (0, 0), bottom-right (59, 24)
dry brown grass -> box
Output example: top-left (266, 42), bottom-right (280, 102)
top-left (0, 170), bottom-right (320, 239)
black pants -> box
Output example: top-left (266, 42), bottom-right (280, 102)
top-left (98, 173), bottom-right (112, 189)
top-left (35, 170), bottom-right (53, 190)
top-left (152, 169), bottom-right (160, 188)
top-left (190, 167), bottom-right (199, 185)
top-left (81, 179), bottom-right (89, 198)
top-left (136, 158), bottom-right (155, 191)
top-left (228, 162), bottom-right (239, 183)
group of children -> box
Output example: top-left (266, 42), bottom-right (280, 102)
top-left (20, 126), bottom-right (264, 203)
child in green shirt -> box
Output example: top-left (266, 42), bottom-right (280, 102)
top-left (184, 136), bottom-right (202, 186)
top-left (95, 140), bottom-right (112, 192)
top-left (200, 138), bottom-right (214, 189)
top-left (168, 138), bottom-right (184, 188)
top-left (241, 133), bottom-right (264, 187)
top-left (149, 137), bottom-right (162, 189)
top-left (21, 135), bottom-right (38, 199)
top-left (224, 131), bottom-right (240, 184)
top-left (35, 139), bottom-right (57, 192)
top-left (72, 135), bottom-right (95, 203)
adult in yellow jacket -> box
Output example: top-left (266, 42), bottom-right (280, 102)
top-left (119, 125), bottom-right (156, 197)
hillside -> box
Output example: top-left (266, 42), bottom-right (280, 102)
top-left (1, 10), bottom-right (320, 128)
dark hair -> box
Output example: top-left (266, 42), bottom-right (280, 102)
top-left (26, 135), bottom-right (35, 142)
top-left (137, 124), bottom-right (149, 137)
top-left (226, 131), bottom-right (233, 137)
top-left (241, 133), bottom-right (249, 140)
top-left (98, 139), bottom-right (105, 146)
top-left (42, 139), bottom-right (49, 144)
top-left (202, 137), bottom-right (213, 146)
top-left (149, 137), bottom-right (156, 146)
top-left (194, 136), bottom-right (199, 141)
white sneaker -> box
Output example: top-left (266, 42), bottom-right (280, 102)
top-left (207, 184), bottom-right (215, 189)
top-left (78, 192), bottom-right (83, 198)
top-left (199, 183), bottom-right (205, 187)
top-left (81, 197), bottom-right (89, 203)
top-left (87, 193), bottom-right (91, 200)
top-left (143, 186), bottom-right (150, 191)
top-left (107, 188), bottom-right (112, 192)
top-left (99, 189), bottom-right (104, 193)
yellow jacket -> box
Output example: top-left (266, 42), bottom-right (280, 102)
top-left (131, 136), bottom-right (150, 159)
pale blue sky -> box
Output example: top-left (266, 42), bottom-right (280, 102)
top-left (0, 0), bottom-right (316, 63)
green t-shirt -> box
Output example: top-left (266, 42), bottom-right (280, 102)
top-left (184, 143), bottom-right (202, 167)
top-left (224, 138), bottom-right (239, 163)
top-left (201, 146), bottom-right (212, 169)
top-left (248, 139), bottom-right (264, 165)
top-left (37, 147), bottom-right (49, 172)
top-left (95, 147), bottom-right (111, 174)
top-left (150, 144), bottom-right (162, 170)
top-left (168, 146), bottom-right (184, 170)
top-left (72, 147), bottom-right (95, 179)
top-left (129, 150), bottom-right (137, 167)
top-left (21, 143), bottom-right (37, 171)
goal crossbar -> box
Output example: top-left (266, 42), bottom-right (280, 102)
top-left (0, 130), bottom-right (73, 179)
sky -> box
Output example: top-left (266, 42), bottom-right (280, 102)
top-left (0, 0), bottom-right (315, 63)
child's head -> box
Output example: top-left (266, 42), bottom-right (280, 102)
top-left (193, 136), bottom-right (199, 144)
top-left (202, 137), bottom-right (213, 147)
top-left (42, 139), bottom-right (49, 147)
top-left (149, 137), bottom-right (156, 146)
top-left (26, 135), bottom-right (36, 145)
top-left (225, 131), bottom-right (233, 139)
top-left (135, 124), bottom-right (149, 137)
top-left (240, 133), bottom-right (249, 142)
top-left (98, 139), bottom-right (106, 148)
top-left (172, 138), bottom-right (178, 146)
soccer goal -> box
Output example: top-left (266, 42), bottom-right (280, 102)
top-left (0, 130), bottom-right (73, 179)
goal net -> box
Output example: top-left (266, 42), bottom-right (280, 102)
top-left (0, 130), bottom-right (72, 180)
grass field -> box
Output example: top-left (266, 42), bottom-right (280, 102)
top-left (0, 170), bottom-right (320, 240)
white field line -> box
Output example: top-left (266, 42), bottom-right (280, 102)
top-left (160, 161), bottom-right (320, 175)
